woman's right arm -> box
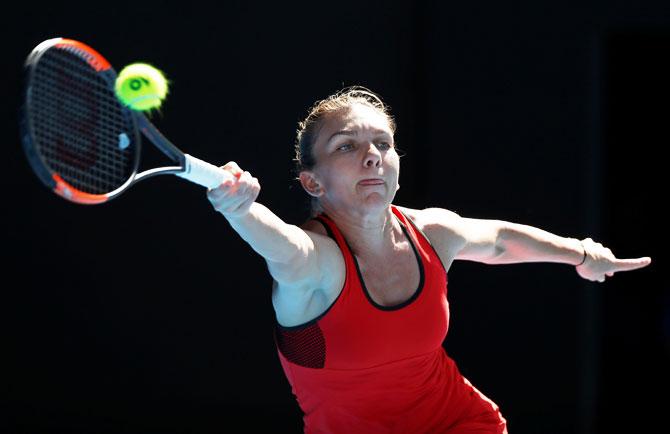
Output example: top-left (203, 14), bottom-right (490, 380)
top-left (206, 162), bottom-right (328, 290)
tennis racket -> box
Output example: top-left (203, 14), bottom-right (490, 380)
top-left (19, 37), bottom-right (233, 205)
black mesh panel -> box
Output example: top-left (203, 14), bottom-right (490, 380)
top-left (275, 323), bottom-right (326, 369)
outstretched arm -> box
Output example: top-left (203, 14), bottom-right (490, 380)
top-left (498, 223), bottom-right (652, 282)
top-left (205, 162), bottom-right (325, 288)
top-left (424, 208), bottom-right (652, 283)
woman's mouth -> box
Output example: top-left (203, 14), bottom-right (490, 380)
top-left (358, 179), bottom-right (385, 186)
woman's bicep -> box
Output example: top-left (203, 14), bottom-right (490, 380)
top-left (423, 207), bottom-right (506, 264)
top-left (265, 229), bottom-right (344, 292)
top-left (268, 230), bottom-right (345, 325)
top-left (453, 217), bottom-right (507, 263)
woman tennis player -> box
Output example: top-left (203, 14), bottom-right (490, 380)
top-left (206, 87), bottom-right (651, 433)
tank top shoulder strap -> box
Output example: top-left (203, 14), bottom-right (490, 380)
top-left (391, 205), bottom-right (426, 249)
top-left (313, 213), bottom-right (356, 265)
top-left (391, 205), bottom-right (447, 274)
top-left (391, 205), bottom-right (418, 240)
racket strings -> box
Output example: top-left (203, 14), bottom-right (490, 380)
top-left (29, 48), bottom-right (136, 195)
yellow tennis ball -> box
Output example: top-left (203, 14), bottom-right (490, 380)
top-left (114, 63), bottom-right (168, 111)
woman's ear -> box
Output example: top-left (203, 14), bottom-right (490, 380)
top-left (299, 171), bottom-right (323, 197)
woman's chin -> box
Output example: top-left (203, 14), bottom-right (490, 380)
top-left (360, 192), bottom-right (394, 210)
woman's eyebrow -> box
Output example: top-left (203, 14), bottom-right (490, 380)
top-left (326, 130), bottom-right (358, 146)
top-left (327, 130), bottom-right (357, 146)
top-left (327, 129), bottom-right (391, 145)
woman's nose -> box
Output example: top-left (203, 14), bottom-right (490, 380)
top-left (363, 144), bottom-right (381, 168)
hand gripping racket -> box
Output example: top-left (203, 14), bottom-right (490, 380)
top-left (20, 37), bottom-right (233, 204)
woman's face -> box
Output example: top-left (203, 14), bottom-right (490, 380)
top-left (302, 103), bottom-right (400, 215)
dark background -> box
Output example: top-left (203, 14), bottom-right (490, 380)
top-left (3, 1), bottom-right (667, 433)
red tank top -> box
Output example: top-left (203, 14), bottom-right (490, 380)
top-left (275, 205), bottom-right (506, 434)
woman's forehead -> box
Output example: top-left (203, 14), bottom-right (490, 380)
top-left (321, 104), bottom-right (392, 135)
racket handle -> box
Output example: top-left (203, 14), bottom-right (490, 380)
top-left (177, 154), bottom-right (234, 189)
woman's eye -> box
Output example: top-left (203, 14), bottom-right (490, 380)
top-left (377, 142), bottom-right (391, 150)
top-left (337, 143), bottom-right (353, 151)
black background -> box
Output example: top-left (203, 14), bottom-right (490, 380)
top-left (3, 1), bottom-right (667, 433)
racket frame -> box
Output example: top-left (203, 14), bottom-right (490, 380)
top-left (20, 37), bottom-right (232, 205)
top-left (20, 38), bottom-right (142, 204)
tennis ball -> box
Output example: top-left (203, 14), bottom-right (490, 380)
top-left (114, 63), bottom-right (168, 111)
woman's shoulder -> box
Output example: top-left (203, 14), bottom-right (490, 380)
top-left (394, 205), bottom-right (462, 229)
top-left (394, 205), bottom-right (466, 264)
top-left (300, 218), bottom-right (328, 236)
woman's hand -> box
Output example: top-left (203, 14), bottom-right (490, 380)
top-left (576, 237), bottom-right (652, 282)
top-left (206, 161), bottom-right (260, 219)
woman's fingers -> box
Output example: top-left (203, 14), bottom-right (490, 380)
top-left (577, 237), bottom-right (651, 283)
top-left (222, 161), bottom-right (243, 178)
top-left (206, 164), bottom-right (260, 217)
top-left (612, 257), bottom-right (653, 272)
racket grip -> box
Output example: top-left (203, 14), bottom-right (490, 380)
top-left (177, 154), bottom-right (234, 189)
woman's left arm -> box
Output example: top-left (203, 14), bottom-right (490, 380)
top-left (497, 222), bottom-right (652, 282)
top-left (419, 208), bottom-right (652, 283)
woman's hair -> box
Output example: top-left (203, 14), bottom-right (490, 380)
top-left (294, 86), bottom-right (396, 174)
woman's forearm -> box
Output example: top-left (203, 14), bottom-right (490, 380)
top-left (225, 202), bottom-right (311, 265)
top-left (493, 222), bottom-right (584, 265)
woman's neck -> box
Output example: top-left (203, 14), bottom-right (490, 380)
top-left (321, 205), bottom-right (403, 256)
